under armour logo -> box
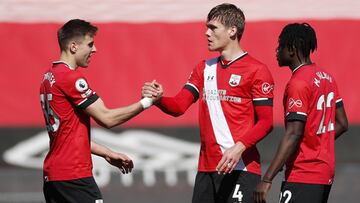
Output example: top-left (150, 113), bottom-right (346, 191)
top-left (288, 98), bottom-right (303, 109)
top-left (207, 75), bottom-right (214, 81)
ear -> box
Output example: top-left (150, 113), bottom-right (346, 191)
top-left (69, 41), bottom-right (78, 54)
top-left (228, 26), bottom-right (237, 39)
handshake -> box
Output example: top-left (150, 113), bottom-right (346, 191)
top-left (139, 80), bottom-right (164, 109)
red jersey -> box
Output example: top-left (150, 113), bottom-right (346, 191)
top-left (186, 53), bottom-right (274, 174)
top-left (283, 63), bottom-right (343, 185)
top-left (39, 61), bottom-right (99, 181)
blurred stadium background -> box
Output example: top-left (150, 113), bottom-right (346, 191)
top-left (0, 0), bottom-right (359, 202)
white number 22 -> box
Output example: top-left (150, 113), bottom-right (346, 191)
top-left (316, 92), bottom-right (335, 135)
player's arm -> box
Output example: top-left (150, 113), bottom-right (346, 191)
top-left (238, 105), bottom-right (273, 148)
top-left (216, 105), bottom-right (273, 174)
top-left (142, 82), bottom-right (198, 117)
top-left (84, 97), bottom-right (155, 129)
top-left (91, 141), bottom-right (133, 174)
top-left (254, 121), bottom-right (304, 203)
top-left (334, 103), bottom-right (348, 139)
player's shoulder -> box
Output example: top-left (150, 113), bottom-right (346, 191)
top-left (287, 76), bottom-right (310, 93)
top-left (242, 54), bottom-right (267, 68)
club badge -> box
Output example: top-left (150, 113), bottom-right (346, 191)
top-left (229, 74), bottom-right (241, 87)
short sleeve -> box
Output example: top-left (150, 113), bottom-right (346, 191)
top-left (184, 60), bottom-right (205, 102)
top-left (332, 79), bottom-right (344, 108)
top-left (251, 65), bottom-right (274, 106)
top-left (284, 79), bottom-right (311, 122)
top-left (59, 70), bottom-right (99, 109)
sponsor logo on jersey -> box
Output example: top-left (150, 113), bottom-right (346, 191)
top-left (75, 78), bottom-right (88, 92)
top-left (288, 98), bottom-right (303, 109)
top-left (203, 89), bottom-right (241, 103)
top-left (229, 74), bottom-right (241, 87)
top-left (261, 82), bottom-right (273, 94)
top-left (81, 89), bottom-right (93, 98)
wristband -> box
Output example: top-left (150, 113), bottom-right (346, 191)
top-left (261, 179), bottom-right (272, 184)
top-left (140, 97), bottom-right (153, 109)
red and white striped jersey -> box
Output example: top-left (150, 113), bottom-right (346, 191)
top-left (283, 63), bottom-right (343, 184)
top-left (39, 61), bottom-right (99, 181)
top-left (186, 53), bottom-right (274, 174)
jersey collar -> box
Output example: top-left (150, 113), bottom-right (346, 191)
top-left (219, 52), bottom-right (248, 69)
top-left (52, 61), bottom-right (75, 70)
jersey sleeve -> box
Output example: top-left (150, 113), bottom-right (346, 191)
top-left (284, 79), bottom-right (311, 122)
top-left (333, 79), bottom-right (344, 108)
top-left (184, 60), bottom-right (205, 102)
top-left (251, 65), bottom-right (274, 106)
top-left (59, 71), bottom-right (99, 109)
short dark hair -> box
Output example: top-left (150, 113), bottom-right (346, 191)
top-left (278, 23), bottom-right (317, 57)
top-left (207, 3), bottom-right (245, 40)
top-left (57, 19), bottom-right (98, 51)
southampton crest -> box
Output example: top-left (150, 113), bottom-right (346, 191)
top-left (229, 74), bottom-right (241, 87)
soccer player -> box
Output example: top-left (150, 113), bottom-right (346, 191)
top-left (39, 19), bottom-right (160, 203)
top-left (254, 23), bottom-right (348, 203)
top-left (142, 3), bottom-right (274, 203)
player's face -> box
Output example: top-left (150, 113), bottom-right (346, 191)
top-left (74, 35), bottom-right (97, 68)
top-left (205, 19), bottom-right (232, 52)
top-left (276, 44), bottom-right (290, 67)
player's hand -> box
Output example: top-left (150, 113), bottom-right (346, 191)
top-left (216, 141), bottom-right (246, 174)
top-left (141, 80), bottom-right (163, 104)
top-left (105, 151), bottom-right (134, 174)
top-left (254, 181), bottom-right (271, 203)
top-left (151, 81), bottom-right (163, 103)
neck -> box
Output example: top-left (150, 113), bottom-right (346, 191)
top-left (220, 44), bottom-right (245, 61)
top-left (291, 60), bottom-right (312, 73)
top-left (59, 52), bottom-right (77, 70)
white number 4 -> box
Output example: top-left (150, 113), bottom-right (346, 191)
top-left (232, 184), bottom-right (243, 202)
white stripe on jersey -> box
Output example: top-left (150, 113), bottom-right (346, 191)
top-left (253, 98), bottom-right (269, 101)
top-left (286, 112), bottom-right (308, 116)
top-left (336, 98), bottom-right (343, 103)
top-left (204, 58), bottom-right (246, 171)
top-left (185, 82), bottom-right (199, 93)
top-left (77, 98), bottom-right (88, 106)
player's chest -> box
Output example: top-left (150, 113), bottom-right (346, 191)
top-left (203, 67), bottom-right (255, 96)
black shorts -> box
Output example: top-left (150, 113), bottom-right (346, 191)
top-left (192, 171), bottom-right (260, 203)
top-left (43, 176), bottom-right (103, 203)
top-left (279, 181), bottom-right (332, 203)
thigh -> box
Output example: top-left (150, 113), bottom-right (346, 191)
top-left (43, 177), bottom-right (103, 203)
top-left (215, 171), bottom-right (260, 203)
top-left (192, 172), bottom-right (216, 203)
top-left (279, 182), bottom-right (332, 203)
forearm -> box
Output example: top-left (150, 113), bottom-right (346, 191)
top-left (156, 88), bottom-right (195, 117)
top-left (238, 105), bottom-right (273, 148)
top-left (262, 135), bottom-right (299, 182)
top-left (91, 141), bottom-right (112, 158)
top-left (105, 102), bottom-right (144, 127)
top-left (262, 122), bottom-right (303, 182)
top-left (86, 98), bottom-right (146, 128)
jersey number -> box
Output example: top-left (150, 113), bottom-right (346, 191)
top-left (40, 93), bottom-right (60, 132)
top-left (232, 184), bottom-right (243, 202)
top-left (316, 92), bottom-right (334, 135)
top-left (279, 190), bottom-right (292, 203)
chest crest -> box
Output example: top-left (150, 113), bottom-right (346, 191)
top-left (229, 74), bottom-right (241, 87)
